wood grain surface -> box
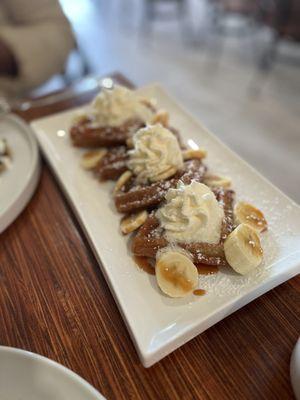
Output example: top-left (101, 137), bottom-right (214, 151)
top-left (1, 73), bottom-right (299, 400)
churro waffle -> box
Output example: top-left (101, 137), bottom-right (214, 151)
top-left (115, 159), bottom-right (207, 214)
top-left (131, 188), bottom-right (235, 266)
top-left (70, 85), bottom-right (156, 148)
top-left (90, 124), bottom-right (185, 182)
top-left (94, 146), bottom-right (128, 181)
top-left (71, 118), bottom-right (145, 148)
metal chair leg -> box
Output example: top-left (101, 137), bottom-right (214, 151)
top-left (258, 33), bottom-right (280, 72)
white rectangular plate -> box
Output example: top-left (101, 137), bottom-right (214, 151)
top-left (31, 84), bottom-right (300, 367)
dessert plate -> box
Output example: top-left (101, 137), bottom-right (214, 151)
top-left (0, 346), bottom-right (105, 399)
top-left (291, 338), bottom-right (300, 400)
top-left (31, 84), bottom-right (300, 367)
top-left (0, 114), bottom-right (40, 233)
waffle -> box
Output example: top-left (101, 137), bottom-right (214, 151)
top-left (131, 188), bottom-right (235, 266)
top-left (70, 117), bottom-right (145, 148)
top-left (115, 159), bottom-right (207, 214)
top-left (94, 146), bottom-right (128, 181)
top-left (92, 126), bottom-right (187, 181)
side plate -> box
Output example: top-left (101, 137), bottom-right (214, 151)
top-left (0, 114), bottom-right (40, 233)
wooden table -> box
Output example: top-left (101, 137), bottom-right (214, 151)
top-left (1, 74), bottom-right (299, 400)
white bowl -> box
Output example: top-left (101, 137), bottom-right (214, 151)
top-left (0, 346), bottom-right (105, 400)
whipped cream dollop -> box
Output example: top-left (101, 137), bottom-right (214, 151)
top-left (157, 181), bottom-right (224, 244)
top-left (78, 85), bottom-right (155, 127)
top-left (128, 124), bottom-right (183, 183)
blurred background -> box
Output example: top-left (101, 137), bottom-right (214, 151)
top-left (1, 0), bottom-right (299, 201)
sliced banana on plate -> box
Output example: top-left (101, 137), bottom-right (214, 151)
top-left (0, 138), bottom-right (8, 156)
top-left (156, 251), bottom-right (198, 297)
top-left (224, 223), bottom-right (263, 275)
top-left (182, 148), bottom-right (207, 161)
top-left (114, 170), bottom-right (132, 194)
top-left (150, 110), bottom-right (169, 127)
top-left (150, 166), bottom-right (177, 182)
top-left (126, 137), bottom-right (134, 148)
top-left (81, 149), bottom-right (107, 170)
top-left (204, 174), bottom-right (231, 188)
top-left (120, 210), bottom-right (148, 235)
top-left (235, 201), bottom-right (267, 233)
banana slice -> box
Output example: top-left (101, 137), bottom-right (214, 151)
top-left (0, 138), bottom-right (8, 156)
top-left (235, 201), bottom-right (267, 233)
top-left (120, 210), bottom-right (148, 235)
top-left (150, 166), bottom-right (177, 182)
top-left (81, 149), bottom-right (107, 170)
top-left (224, 224), bottom-right (263, 275)
top-left (183, 148), bottom-right (207, 161)
top-left (114, 170), bottom-right (132, 194)
top-left (156, 251), bottom-right (198, 297)
top-left (140, 98), bottom-right (156, 109)
top-left (126, 137), bottom-right (134, 148)
top-left (150, 110), bottom-right (169, 127)
top-left (204, 174), bottom-right (231, 188)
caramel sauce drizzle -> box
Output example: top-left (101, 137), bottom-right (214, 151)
top-left (196, 264), bottom-right (219, 275)
top-left (193, 289), bottom-right (206, 296)
top-left (134, 256), bottom-right (155, 275)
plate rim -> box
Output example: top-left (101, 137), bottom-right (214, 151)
top-left (0, 345), bottom-right (105, 399)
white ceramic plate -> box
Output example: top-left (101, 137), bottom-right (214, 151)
top-left (31, 84), bottom-right (300, 367)
top-left (291, 338), bottom-right (300, 400)
top-left (0, 346), bottom-right (105, 400)
top-left (0, 114), bottom-right (40, 233)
